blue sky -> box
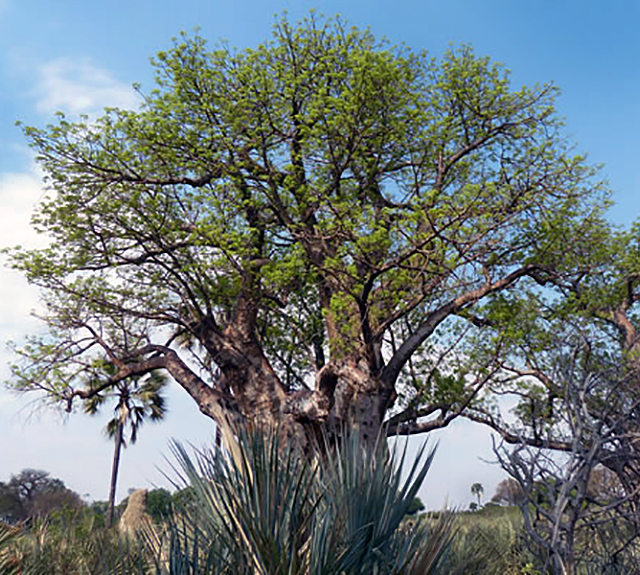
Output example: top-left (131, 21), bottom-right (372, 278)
top-left (0, 0), bottom-right (638, 509)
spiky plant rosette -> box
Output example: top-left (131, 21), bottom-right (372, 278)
top-left (166, 422), bottom-right (455, 574)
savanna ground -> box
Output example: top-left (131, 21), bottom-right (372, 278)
top-left (2, 428), bottom-right (638, 574)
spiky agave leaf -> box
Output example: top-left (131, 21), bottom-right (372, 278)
top-left (169, 425), bottom-right (320, 575)
top-left (166, 422), bottom-right (455, 574)
top-left (307, 432), bottom-right (450, 575)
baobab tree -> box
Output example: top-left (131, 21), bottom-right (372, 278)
top-left (6, 14), bottom-right (610, 447)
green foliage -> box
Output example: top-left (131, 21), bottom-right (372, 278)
top-left (0, 499), bottom-right (532, 575)
top-left (164, 425), bottom-right (455, 574)
top-left (84, 370), bottom-right (167, 446)
top-left (0, 514), bottom-right (152, 574)
top-left (0, 522), bottom-right (22, 575)
top-left (471, 482), bottom-right (484, 506)
top-left (146, 488), bottom-right (173, 523)
top-left (0, 469), bottom-right (82, 523)
top-left (3, 12), bottom-right (611, 433)
top-left (491, 479), bottom-right (525, 506)
top-left (4, 455), bottom-right (638, 574)
top-left (84, 369), bottom-right (167, 526)
top-left (0, 484), bottom-right (23, 524)
top-left (406, 496), bottom-right (426, 516)
top-left (443, 509), bottom-right (533, 575)
top-left (89, 500), bottom-right (109, 528)
top-left (171, 485), bottom-right (197, 510)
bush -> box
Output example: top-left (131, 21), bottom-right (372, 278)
top-left (161, 425), bottom-right (456, 574)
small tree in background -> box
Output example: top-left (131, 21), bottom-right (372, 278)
top-left (145, 488), bottom-right (173, 524)
top-left (471, 483), bottom-right (484, 508)
top-left (0, 469), bottom-right (82, 522)
top-left (491, 478), bottom-right (525, 506)
top-left (0, 483), bottom-right (24, 524)
top-left (405, 496), bottom-right (426, 517)
top-left (84, 370), bottom-right (167, 527)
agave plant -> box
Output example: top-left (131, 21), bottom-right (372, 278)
top-left (163, 424), bottom-right (455, 574)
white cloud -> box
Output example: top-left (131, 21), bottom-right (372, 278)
top-left (0, 170), bottom-right (47, 336)
top-left (0, 170), bottom-right (45, 247)
top-left (35, 58), bottom-right (139, 116)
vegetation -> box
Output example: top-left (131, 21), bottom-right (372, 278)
top-left (494, 347), bottom-right (640, 574)
top-left (1, 427), bottom-right (455, 573)
top-left (443, 507), bottom-right (532, 575)
top-left (471, 482), bottom-right (484, 508)
top-left (84, 370), bottom-right (167, 527)
top-left (5, 13), bottom-right (610, 450)
top-left (0, 517), bottom-right (150, 574)
top-left (164, 425), bottom-right (455, 574)
top-left (2, 454), bottom-right (640, 573)
top-left (145, 488), bottom-right (173, 524)
top-left (6, 10), bottom-right (640, 574)
top-left (405, 496), bottom-right (426, 516)
top-left (0, 469), bottom-right (82, 524)
top-left (491, 479), bottom-right (524, 506)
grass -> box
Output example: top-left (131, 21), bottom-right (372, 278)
top-left (4, 425), bottom-right (640, 574)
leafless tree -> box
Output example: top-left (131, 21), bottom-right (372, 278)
top-left (494, 349), bottom-right (640, 574)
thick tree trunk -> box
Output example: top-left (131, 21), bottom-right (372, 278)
top-left (106, 421), bottom-right (123, 528)
top-left (318, 357), bottom-right (393, 443)
top-left (220, 351), bottom-right (395, 450)
top-left (150, 308), bottom-right (396, 451)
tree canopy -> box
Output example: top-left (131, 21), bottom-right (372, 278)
top-left (0, 469), bottom-right (82, 522)
top-left (491, 478), bottom-right (524, 506)
top-left (5, 14), bottom-right (611, 445)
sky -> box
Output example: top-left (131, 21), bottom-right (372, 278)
top-left (0, 0), bottom-right (639, 510)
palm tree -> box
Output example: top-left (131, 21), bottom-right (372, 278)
top-left (84, 370), bottom-right (167, 527)
top-left (471, 482), bottom-right (484, 508)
